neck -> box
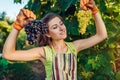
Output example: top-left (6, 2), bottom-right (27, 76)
top-left (50, 39), bottom-right (67, 54)
top-left (51, 39), bottom-right (65, 48)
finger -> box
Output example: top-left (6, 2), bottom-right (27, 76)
top-left (22, 9), bottom-right (34, 19)
top-left (82, 6), bottom-right (87, 10)
top-left (86, 4), bottom-right (94, 9)
top-left (81, 0), bottom-right (89, 6)
top-left (30, 11), bottom-right (36, 19)
top-left (26, 9), bottom-right (31, 17)
top-left (21, 9), bottom-right (36, 20)
top-left (29, 11), bottom-right (33, 17)
top-left (88, 0), bottom-right (95, 6)
top-left (21, 9), bottom-right (29, 18)
top-left (85, 0), bottom-right (89, 5)
top-left (80, 0), bottom-right (88, 10)
top-left (20, 9), bottom-right (26, 16)
top-left (26, 18), bottom-right (34, 23)
top-left (17, 9), bottom-right (23, 17)
top-left (83, 0), bottom-right (86, 5)
top-left (80, 0), bottom-right (84, 8)
top-left (88, 0), bottom-right (92, 3)
top-left (18, 9), bottom-right (27, 20)
top-left (83, 0), bottom-right (89, 5)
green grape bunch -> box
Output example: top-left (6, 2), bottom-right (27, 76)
top-left (77, 10), bottom-right (92, 35)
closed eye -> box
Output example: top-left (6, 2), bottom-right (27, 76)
top-left (52, 24), bottom-right (58, 29)
top-left (60, 21), bottom-right (64, 26)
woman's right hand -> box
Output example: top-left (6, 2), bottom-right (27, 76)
top-left (13, 9), bottom-right (36, 31)
top-left (2, 9), bottom-right (45, 62)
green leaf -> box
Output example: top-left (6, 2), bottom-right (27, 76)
top-left (92, 62), bottom-right (101, 70)
top-left (61, 0), bottom-right (74, 12)
top-left (107, 50), bottom-right (115, 61)
top-left (115, 71), bottom-right (120, 80)
top-left (109, 43), bottom-right (115, 49)
top-left (99, 0), bottom-right (107, 13)
top-left (105, 18), bottom-right (117, 34)
top-left (98, 54), bottom-right (108, 65)
top-left (72, 0), bottom-right (77, 5)
top-left (70, 27), bottom-right (79, 35)
top-left (107, 36), bottom-right (118, 44)
top-left (94, 75), bottom-right (107, 80)
top-left (85, 64), bottom-right (92, 71)
top-left (88, 59), bottom-right (94, 64)
top-left (115, 15), bottom-right (120, 23)
top-left (0, 58), bottom-right (8, 70)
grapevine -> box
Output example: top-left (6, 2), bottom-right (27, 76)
top-left (77, 10), bottom-right (92, 35)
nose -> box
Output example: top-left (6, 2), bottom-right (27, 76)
top-left (59, 25), bottom-right (65, 31)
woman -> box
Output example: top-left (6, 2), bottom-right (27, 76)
top-left (2, 0), bottom-right (107, 80)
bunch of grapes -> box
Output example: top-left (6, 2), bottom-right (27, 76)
top-left (77, 10), bottom-right (92, 35)
top-left (24, 20), bottom-right (48, 45)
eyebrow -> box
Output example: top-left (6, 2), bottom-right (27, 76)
top-left (59, 20), bottom-right (63, 24)
top-left (50, 20), bottom-right (63, 28)
top-left (51, 24), bottom-right (57, 28)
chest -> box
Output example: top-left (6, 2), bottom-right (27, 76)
top-left (52, 53), bottom-right (77, 80)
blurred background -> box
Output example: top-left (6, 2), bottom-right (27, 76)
top-left (0, 0), bottom-right (120, 80)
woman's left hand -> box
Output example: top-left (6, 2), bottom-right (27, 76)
top-left (80, 0), bottom-right (98, 15)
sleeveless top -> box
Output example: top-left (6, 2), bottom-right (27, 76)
top-left (43, 42), bottom-right (77, 80)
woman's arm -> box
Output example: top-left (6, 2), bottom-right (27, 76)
top-left (73, 12), bottom-right (107, 52)
top-left (2, 27), bottom-right (45, 61)
top-left (73, 0), bottom-right (107, 53)
top-left (2, 9), bottom-right (45, 61)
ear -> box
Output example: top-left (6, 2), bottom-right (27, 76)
top-left (45, 33), bottom-right (51, 38)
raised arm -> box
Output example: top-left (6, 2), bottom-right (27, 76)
top-left (73, 0), bottom-right (108, 52)
top-left (2, 9), bottom-right (45, 61)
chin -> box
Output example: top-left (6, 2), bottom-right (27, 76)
top-left (62, 35), bottom-right (67, 39)
top-left (56, 33), bottom-right (67, 40)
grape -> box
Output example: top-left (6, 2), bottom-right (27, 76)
top-left (24, 20), bottom-right (48, 45)
top-left (77, 10), bottom-right (92, 35)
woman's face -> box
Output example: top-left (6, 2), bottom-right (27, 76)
top-left (47, 17), bottom-right (67, 40)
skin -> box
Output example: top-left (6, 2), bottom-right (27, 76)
top-left (2, 0), bottom-right (107, 63)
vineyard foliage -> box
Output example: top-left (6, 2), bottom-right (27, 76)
top-left (0, 0), bottom-right (120, 80)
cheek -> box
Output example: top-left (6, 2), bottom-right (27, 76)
top-left (64, 26), bottom-right (66, 30)
top-left (48, 29), bottom-right (58, 36)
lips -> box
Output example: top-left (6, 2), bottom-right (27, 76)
top-left (60, 31), bottom-right (66, 35)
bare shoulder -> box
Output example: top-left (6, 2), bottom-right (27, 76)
top-left (72, 40), bottom-right (82, 53)
top-left (28, 47), bottom-right (45, 58)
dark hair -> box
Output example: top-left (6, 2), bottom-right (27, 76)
top-left (25, 13), bottom-right (63, 47)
